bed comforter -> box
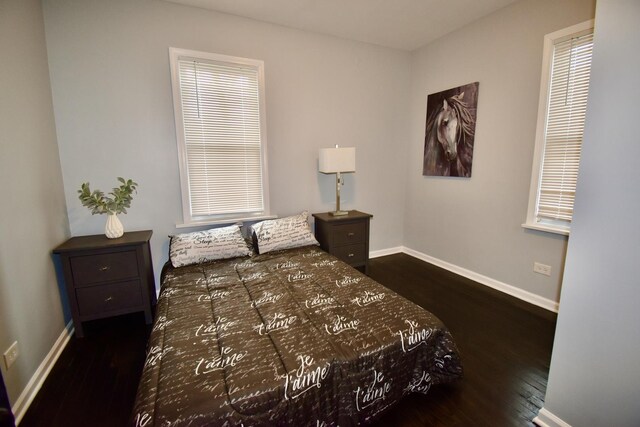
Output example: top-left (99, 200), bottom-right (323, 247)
top-left (132, 245), bottom-right (462, 426)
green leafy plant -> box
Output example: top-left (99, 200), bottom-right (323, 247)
top-left (78, 177), bottom-right (138, 215)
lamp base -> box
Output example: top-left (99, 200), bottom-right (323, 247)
top-left (329, 210), bottom-right (350, 216)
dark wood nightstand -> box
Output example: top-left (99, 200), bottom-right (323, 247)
top-left (53, 230), bottom-right (156, 337)
top-left (312, 211), bottom-right (373, 274)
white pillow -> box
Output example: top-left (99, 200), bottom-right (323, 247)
top-left (169, 224), bottom-right (252, 268)
top-left (251, 211), bottom-right (319, 254)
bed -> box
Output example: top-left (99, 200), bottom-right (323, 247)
top-left (132, 217), bottom-right (462, 426)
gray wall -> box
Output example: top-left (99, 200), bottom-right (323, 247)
top-left (0, 0), bottom-right (70, 405)
top-left (541, 0), bottom-right (640, 425)
top-left (42, 0), bottom-right (411, 287)
top-left (405, 0), bottom-right (595, 302)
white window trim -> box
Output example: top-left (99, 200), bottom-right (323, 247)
top-left (174, 215), bottom-right (277, 230)
top-left (522, 20), bottom-right (594, 237)
top-left (169, 47), bottom-right (271, 228)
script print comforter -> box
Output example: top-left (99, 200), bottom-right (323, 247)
top-left (132, 245), bottom-right (462, 426)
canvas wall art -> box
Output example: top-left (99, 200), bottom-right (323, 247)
top-left (423, 82), bottom-right (479, 177)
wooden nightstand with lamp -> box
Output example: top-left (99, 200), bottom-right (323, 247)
top-left (315, 145), bottom-right (372, 274)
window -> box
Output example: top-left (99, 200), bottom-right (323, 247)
top-left (524, 21), bottom-right (594, 235)
top-left (169, 48), bottom-right (270, 226)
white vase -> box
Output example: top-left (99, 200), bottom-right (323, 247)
top-left (105, 213), bottom-right (124, 239)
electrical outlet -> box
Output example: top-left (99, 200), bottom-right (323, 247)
top-left (533, 262), bottom-right (551, 276)
top-left (3, 341), bottom-right (19, 370)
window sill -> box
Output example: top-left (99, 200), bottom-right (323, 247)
top-left (177, 214), bottom-right (277, 229)
top-left (521, 222), bottom-right (570, 236)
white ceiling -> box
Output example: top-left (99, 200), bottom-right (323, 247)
top-left (164, 0), bottom-right (520, 51)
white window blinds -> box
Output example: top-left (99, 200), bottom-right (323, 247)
top-left (172, 50), bottom-right (267, 221)
top-left (536, 30), bottom-right (593, 223)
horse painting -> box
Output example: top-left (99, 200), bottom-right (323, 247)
top-left (423, 82), bottom-right (479, 177)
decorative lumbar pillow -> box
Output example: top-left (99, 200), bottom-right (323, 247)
top-left (169, 224), bottom-right (252, 268)
top-left (251, 211), bottom-right (319, 254)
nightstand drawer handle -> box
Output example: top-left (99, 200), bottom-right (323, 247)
top-left (347, 232), bottom-right (355, 237)
top-left (99, 266), bottom-right (110, 272)
top-left (348, 253), bottom-right (355, 257)
top-left (105, 296), bottom-right (113, 302)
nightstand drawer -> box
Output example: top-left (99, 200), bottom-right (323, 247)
top-left (70, 251), bottom-right (139, 286)
top-left (76, 280), bottom-right (143, 316)
top-left (332, 222), bottom-right (366, 246)
top-left (332, 243), bottom-right (367, 265)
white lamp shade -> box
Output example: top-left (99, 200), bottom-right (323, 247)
top-left (319, 147), bottom-right (356, 173)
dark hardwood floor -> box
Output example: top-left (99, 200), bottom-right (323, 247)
top-left (371, 254), bottom-right (556, 427)
top-left (20, 314), bottom-right (150, 427)
top-left (21, 253), bottom-right (556, 426)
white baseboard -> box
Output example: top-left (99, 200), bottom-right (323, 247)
top-left (13, 322), bottom-right (74, 425)
top-left (370, 246), bottom-right (403, 258)
top-left (533, 408), bottom-right (572, 427)
top-left (371, 246), bottom-right (559, 313)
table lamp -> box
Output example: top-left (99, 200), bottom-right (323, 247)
top-left (319, 146), bottom-right (356, 216)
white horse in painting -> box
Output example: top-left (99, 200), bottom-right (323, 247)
top-left (423, 92), bottom-right (475, 177)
